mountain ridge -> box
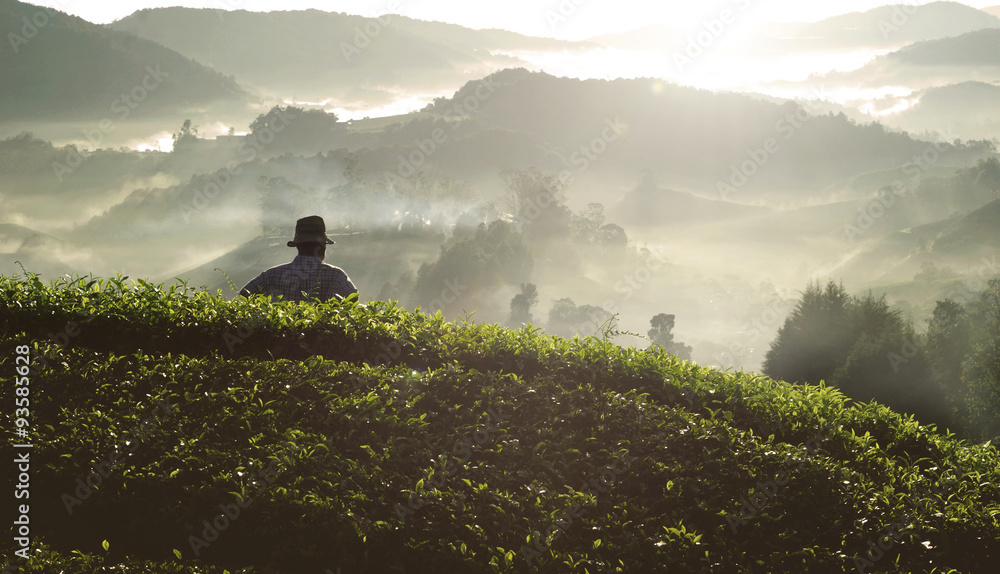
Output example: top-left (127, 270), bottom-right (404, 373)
top-left (106, 7), bottom-right (584, 102)
top-left (0, 0), bottom-right (248, 120)
top-left (794, 1), bottom-right (1000, 46)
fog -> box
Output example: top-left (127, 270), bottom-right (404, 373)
top-left (3, 0), bottom-right (1000, 382)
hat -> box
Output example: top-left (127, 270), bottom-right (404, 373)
top-left (287, 215), bottom-right (335, 247)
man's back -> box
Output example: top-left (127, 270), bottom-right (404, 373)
top-left (240, 215), bottom-right (357, 302)
top-left (241, 254), bottom-right (357, 302)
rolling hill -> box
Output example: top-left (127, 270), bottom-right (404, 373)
top-left (1, 274), bottom-right (999, 572)
top-left (107, 7), bottom-right (580, 102)
top-left (793, 1), bottom-right (1000, 46)
top-left (608, 177), bottom-right (769, 227)
top-left (889, 27), bottom-right (1000, 66)
top-left (0, 222), bottom-right (59, 253)
top-left (826, 28), bottom-right (1000, 88)
top-left (424, 69), bottom-right (990, 196)
top-left (835, 197), bottom-right (1000, 288)
top-left (0, 222), bottom-right (82, 280)
top-left (0, 0), bottom-right (247, 121)
top-left (881, 81), bottom-right (1000, 140)
top-left (34, 67), bottom-right (995, 285)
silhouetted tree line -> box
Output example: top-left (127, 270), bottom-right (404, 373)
top-left (764, 279), bottom-right (1000, 441)
top-left (411, 219), bottom-right (532, 313)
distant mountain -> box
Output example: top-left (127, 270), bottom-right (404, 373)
top-left (794, 1), bottom-right (1000, 46)
top-left (881, 81), bottom-right (1000, 140)
top-left (985, 6), bottom-right (1000, 18)
top-left (423, 69), bottom-right (990, 196)
top-left (0, 222), bottom-right (57, 253)
top-left (888, 27), bottom-right (1000, 66)
top-left (587, 24), bottom-right (684, 52)
top-left (0, 0), bottom-right (247, 120)
top-left (912, 80), bottom-right (1000, 109)
top-left (108, 8), bottom-right (579, 101)
top-left (822, 28), bottom-right (1000, 89)
top-left (55, 69), bottom-right (996, 274)
top-left (0, 222), bottom-right (80, 279)
top-left (591, 22), bottom-right (806, 55)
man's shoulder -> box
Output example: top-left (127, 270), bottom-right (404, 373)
top-left (260, 261), bottom-right (298, 275)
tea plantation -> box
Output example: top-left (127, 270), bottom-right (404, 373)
top-left (2, 275), bottom-right (999, 573)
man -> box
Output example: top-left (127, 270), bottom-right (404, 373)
top-left (240, 215), bottom-right (358, 302)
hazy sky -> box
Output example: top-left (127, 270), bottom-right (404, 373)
top-left (45, 0), bottom-right (1000, 39)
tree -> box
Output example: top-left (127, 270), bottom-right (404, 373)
top-left (172, 119), bottom-right (199, 151)
top-left (413, 220), bottom-right (532, 314)
top-left (501, 168), bottom-right (571, 242)
top-left (594, 223), bottom-right (628, 248)
top-left (923, 300), bottom-right (971, 408)
top-left (648, 313), bottom-right (692, 360)
top-left (830, 321), bottom-right (948, 428)
top-left (547, 298), bottom-right (612, 338)
top-left (960, 279), bottom-right (1000, 439)
top-left (509, 283), bottom-right (538, 327)
top-left (571, 202), bottom-right (604, 241)
top-left (763, 281), bottom-right (854, 385)
top-left (248, 106), bottom-right (339, 153)
top-left (765, 282), bottom-right (953, 428)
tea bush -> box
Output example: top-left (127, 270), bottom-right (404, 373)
top-left (1, 275), bottom-right (998, 572)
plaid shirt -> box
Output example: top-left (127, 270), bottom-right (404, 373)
top-left (240, 255), bottom-right (358, 302)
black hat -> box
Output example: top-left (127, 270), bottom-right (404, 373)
top-left (287, 215), bottom-right (335, 247)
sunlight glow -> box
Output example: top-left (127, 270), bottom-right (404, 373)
top-left (325, 93), bottom-right (447, 121)
top-left (498, 45), bottom-right (904, 110)
top-left (128, 132), bottom-right (175, 152)
top-left (860, 95), bottom-right (922, 116)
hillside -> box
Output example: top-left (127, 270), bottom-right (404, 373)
top-left (883, 81), bottom-right (1000, 140)
top-left (834, 197), bottom-right (1000, 288)
top-left (0, 0), bottom-right (247, 120)
top-left (828, 28), bottom-right (1000, 88)
top-left (107, 8), bottom-right (575, 101)
top-left (794, 1), bottom-right (1000, 46)
top-left (608, 178), bottom-right (769, 227)
top-left (890, 27), bottom-right (1000, 66)
top-left (0, 224), bottom-right (80, 280)
top-left (425, 69), bottom-right (990, 195)
top-left (0, 223), bottom-right (56, 253)
top-left (2, 274), bottom-right (999, 572)
top-left (51, 68), bottom-right (997, 279)
top-left (591, 4), bottom-right (1000, 54)
top-left (932, 196), bottom-right (1000, 251)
